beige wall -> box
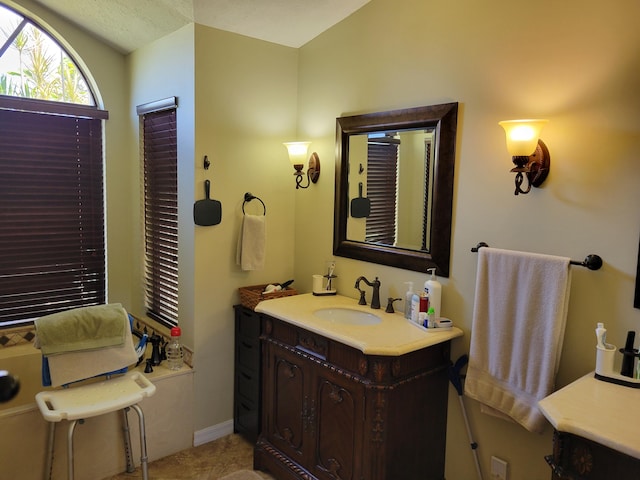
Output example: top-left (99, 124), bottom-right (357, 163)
top-left (129, 23), bottom-right (300, 433)
top-left (295, 0), bottom-right (640, 478)
top-left (191, 24), bottom-right (298, 431)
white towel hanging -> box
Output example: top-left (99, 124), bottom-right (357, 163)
top-left (236, 214), bottom-right (266, 271)
top-left (464, 247), bottom-right (571, 433)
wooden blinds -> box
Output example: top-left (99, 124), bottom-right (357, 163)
top-left (0, 109), bottom-right (105, 325)
top-left (142, 108), bottom-right (178, 327)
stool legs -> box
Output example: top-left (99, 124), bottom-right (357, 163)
top-left (44, 405), bottom-right (148, 480)
top-left (66, 419), bottom-right (80, 480)
top-left (129, 404), bottom-right (149, 480)
top-left (44, 422), bottom-right (55, 480)
top-left (122, 408), bottom-right (135, 473)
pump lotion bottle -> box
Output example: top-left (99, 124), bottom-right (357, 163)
top-left (424, 268), bottom-right (442, 319)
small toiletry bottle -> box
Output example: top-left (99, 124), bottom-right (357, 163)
top-left (418, 291), bottom-right (429, 326)
top-left (595, 323), bottom-right (606, 348)
top-left (419, 291), bottom-right (429, 314)
top-left (426, 307), bottom-right (436, 328)
top-left (411, 292), bottom-right (420, 324)
top-left (424, 268), bottom-right (441, 319)
top-left (166, 326), bottom-right (184, 371)
top-left (404, 282), bottom-right (414, 320)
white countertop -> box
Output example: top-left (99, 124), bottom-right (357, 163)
top-left (255, 293), bottom-right (463, 356)
top-left (538, 372), bottom-right (640, 459)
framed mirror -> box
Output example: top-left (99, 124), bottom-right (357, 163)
top-left (333, 103), bottom-right (458, 275)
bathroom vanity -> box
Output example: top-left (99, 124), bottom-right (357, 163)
top-left (539, 373), bottom-right (640, 479)
top-left (252, 294), bottom-right (463, 480)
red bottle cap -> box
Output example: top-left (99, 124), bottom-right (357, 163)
top-left (170, 326), bottom-right (181, 337)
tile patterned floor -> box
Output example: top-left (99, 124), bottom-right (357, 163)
top-left (102, 434), bottom-right (275, 480)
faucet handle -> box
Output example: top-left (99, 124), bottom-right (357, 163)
top-left (385, 297), bottom-right (402, 313)
top-left (358, 290), bottom-right (367, 305)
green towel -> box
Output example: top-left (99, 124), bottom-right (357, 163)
top-left (35, 303), bottom-right (127, 356)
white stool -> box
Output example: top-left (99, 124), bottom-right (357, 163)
top-left (35, 371), bottom-right (156, 480)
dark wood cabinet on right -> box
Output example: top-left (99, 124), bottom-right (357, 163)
top-left (546, 430), bottom-right (640, 479)
top-left (255, 314), bottom-right (452, 480)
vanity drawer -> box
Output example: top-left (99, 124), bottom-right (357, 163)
top-left (236, 366), bottom-right (260, 405)
top-left (237, 337), bottom-right (260, 371)
top-left (236, 307), bottom-right (261, 338)
top-left (234, 396), bottom-right (259, 443)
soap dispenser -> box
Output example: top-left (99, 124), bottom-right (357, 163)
top-left (424, 268), bottom-right (442, 319)
top-left (404, 282), bottom-right (414, 320)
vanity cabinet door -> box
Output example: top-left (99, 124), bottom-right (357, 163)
top-left (263, 342), bottom-right (310, 468)
top-left (256, 315), bottom-right (451, 480)
top-left (310, 368), bottom-right (365, 480)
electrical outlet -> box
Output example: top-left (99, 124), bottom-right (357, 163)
top-left (490, 456), bottom-right (508, 480)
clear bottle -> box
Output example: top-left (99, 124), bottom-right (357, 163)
top-left (404, 282), bottom-right (415, 320)
top-left (411, 292), bottom-right (420, 324)
top-left (166, 326), bottom-right (184, 370)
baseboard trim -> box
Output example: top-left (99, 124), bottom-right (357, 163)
top-left (193, 419), bottom-right (234, 446)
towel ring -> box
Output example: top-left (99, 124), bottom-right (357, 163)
top-left (242, 192), bottom-right (266, 215)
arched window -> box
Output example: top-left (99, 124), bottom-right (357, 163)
top-left (0, 3), bottom-right (94, 104)
top-left (0, 3), bottom-right (108, 326)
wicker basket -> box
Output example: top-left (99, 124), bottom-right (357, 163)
top-left (238, 284), bottom-right (298, 311)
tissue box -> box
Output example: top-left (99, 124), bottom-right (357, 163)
top-left (238, 284), bottom-right (297, 311)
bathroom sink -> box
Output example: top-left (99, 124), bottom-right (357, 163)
top-left (313, 308), bottom-right (381, 325)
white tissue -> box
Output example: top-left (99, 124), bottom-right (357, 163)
top-left (263, 284), bottom-right (282, 294)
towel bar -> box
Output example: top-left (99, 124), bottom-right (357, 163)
top-left (471, 242), bottom-right (603, 270)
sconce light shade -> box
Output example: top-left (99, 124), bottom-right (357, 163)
top-left (499, 119), bottom-right (548, 156)
top-left (284, 142), bottom-right (311, 166)
top-left (499, 119), bottom-right (550, 195)
top-left (283, 141), bottom-right (320, 189)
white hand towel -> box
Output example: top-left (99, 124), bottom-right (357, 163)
top-left (464, 247), bottom-right (571, 433)
top-left (236, 214), bottom-right (266, 271)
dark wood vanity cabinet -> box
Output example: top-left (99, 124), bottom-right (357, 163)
top-left (546, 430), bottom-right (640, 479)
top-left (233, 305), bottom-right (262, 442)
top-left (254, 315), bottom-right (451, 480)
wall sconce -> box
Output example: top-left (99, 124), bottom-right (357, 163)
top-left (283, 142), bottom-right (320, 189)
top-left (499, 119), bottom-right (550, 195)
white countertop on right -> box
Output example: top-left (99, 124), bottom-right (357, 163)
top-left (538, 372), bottom-right (640, 459)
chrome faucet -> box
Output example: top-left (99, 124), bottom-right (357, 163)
top-left (354, 276), bottom-right (381, 309)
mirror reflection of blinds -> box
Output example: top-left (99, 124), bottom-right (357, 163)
top-left (422, 139), bottom-right (432, 251)
top-left (365, 142), bottom-right (398, 245)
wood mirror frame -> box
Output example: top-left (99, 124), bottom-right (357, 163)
top-left (333, 103), bottom-right (458, 276)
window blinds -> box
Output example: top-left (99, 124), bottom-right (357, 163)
top-left (0, 109), bottom-right (105, 325)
